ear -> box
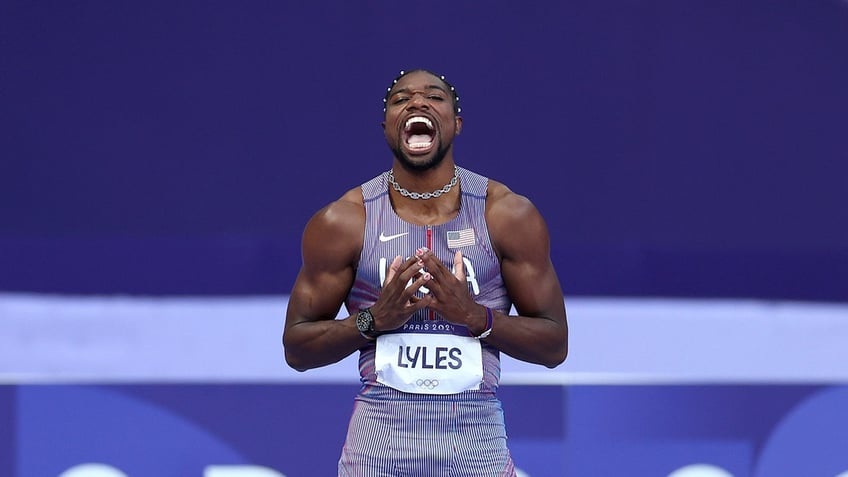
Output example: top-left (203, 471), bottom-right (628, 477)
top-left (381, 121), bottom-right (386, 131)
top-left (455, 116), bottom-right (463, 135)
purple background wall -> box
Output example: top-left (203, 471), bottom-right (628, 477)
top-left (3, 4), bottom-right (848, 476)
top-left (2, 1), bottom-right (847, 301)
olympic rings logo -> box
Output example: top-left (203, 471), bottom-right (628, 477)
top-left (416, 379), bottom-right (440, 390)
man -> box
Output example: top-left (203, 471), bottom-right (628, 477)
top-left (283, 69), bottom-right (568, 476)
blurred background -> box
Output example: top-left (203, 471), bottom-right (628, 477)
top-left (1, 1), bottom-right (847, 476)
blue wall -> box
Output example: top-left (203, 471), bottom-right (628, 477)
top-left (2, 1), bottom-right (846, 301)
top-left (4, 384), bottom-right (848, 476)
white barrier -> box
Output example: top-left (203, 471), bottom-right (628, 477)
top-left (2, 293), bottom-right (847, 384)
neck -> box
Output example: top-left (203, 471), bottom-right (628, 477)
top-left (387, 162), bottom-right (461, 225)
top-left (389, 164), bottom-right (457, 199)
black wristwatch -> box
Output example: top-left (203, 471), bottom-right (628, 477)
top-left (356, 307), bottom-right (380, 340)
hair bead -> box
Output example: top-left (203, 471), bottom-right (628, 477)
top-left (382, 69), bottom-right (462, 115)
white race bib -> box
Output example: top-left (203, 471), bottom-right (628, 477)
top-left (374, 331), bottom-right (484, 395)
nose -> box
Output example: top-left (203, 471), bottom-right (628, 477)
top-left (407, 92), bottom-right (429, 109)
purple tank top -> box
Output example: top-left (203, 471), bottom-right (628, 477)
top-left (346, 166), bottom-right (511, 397)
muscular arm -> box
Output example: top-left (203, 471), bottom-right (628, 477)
top-left (282, 189), bottom-right (369, 372)
top-left (484, 182), bottom-right (568, 367)
top-left (283, 189), bottom-right (435, 372)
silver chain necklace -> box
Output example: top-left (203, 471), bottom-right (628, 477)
top-left (387, 166), bottom-right (459, 200)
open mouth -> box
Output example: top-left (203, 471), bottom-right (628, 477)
top-left (403, 116), bottom-right (436, 151)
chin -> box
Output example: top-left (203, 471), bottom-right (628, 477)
top-left (394, 145), bottom-right (448, 172)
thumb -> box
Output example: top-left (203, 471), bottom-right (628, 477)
top-left (383, 255), bottom-right (403, 286)
top-left (452, 251), bottom-right (465, 282)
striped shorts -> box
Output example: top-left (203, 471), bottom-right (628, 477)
top-left (338, 391), bottom-right (516, 477)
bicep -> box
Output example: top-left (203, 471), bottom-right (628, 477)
top-left (491, 195), bottom-right (566, 320)
top-left (501, 253), bottom-right (564, 319)
top-left (285, 199), bottom-right (363, 328)
top-left (286, 263), bottom-right (355, 327)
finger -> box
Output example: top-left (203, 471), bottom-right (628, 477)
top-left (415, 248), bottom-right (441, 270)
top-left (419, 251), bottom-right (454, 282)
top-left (396, 257), bottom-right (425, 285)
top-left (383, 255), bottom-right (403, 286)
top-left (406, 293), bottom-right (430, 305)
top-left (386, 255), bottom-right (423, 288)
top-left (410, 293), bottom-right (434, 311)
top-left (402, 271), bottom-right (432, 298)
top-left (414, 247), bottom-right (447, 268)
top-left (452, 251), bottom-right (465, 281)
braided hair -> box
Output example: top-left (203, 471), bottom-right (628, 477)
top-left (383, 69), bottom-right (461, 116)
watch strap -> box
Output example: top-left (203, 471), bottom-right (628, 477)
top-left (470, 306), bottom-right (493, 340)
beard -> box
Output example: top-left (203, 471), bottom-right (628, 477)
top-left (390, 139), bottom-right (451, 173)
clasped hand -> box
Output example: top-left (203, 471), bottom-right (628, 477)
top-left (368, 247), bottom-right (479, 332)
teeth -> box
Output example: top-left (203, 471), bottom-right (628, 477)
top-left (408, 141), bottom-right (432, 149)
top-left (405, 117), bottom-right (433, 130)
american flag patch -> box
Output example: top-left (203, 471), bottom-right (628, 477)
top-left (446, 228), bottom-right (476, 249)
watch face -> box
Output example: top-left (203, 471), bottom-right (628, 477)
top-left (356, 309), bottom-right (373, 332)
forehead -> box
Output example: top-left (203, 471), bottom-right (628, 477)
top-left (389, 71), bottom-right (448, 96)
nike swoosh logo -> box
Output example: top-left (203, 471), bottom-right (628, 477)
top-left (379, 232), bottom-right (409, 242)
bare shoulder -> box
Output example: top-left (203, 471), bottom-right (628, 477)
top-left (310, 187), bottom-right (364, 227)
top-left (485, 179), bottom-right (550, 258)
top-left (485, 179), bottom-right (541, 225)
top-left (318, 187), bottom-right (364, 221)
top-left (303, 186), bottom-right (365, 265)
